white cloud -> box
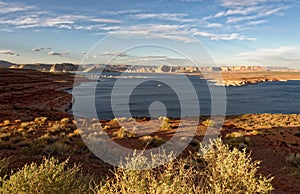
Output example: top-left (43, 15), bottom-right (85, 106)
top-left (0, 49), bottom-right (17, 55)
top-left (193, 31), bottom-right (256, 41)
top-left (0, 15), bottom-right (89, 29)
top-left (247, 20), bottom-right (268, 26)
top-left (239, 47), bottom-right (300, 58)
top-left (0, 0), bottom-right (35, 14)
top-left (226, 5), bottom-right (287, 24)
top-left (214, 6), bottom-right (260, 18)
top-left (109, 24), bottom-right (197, 43)
top-left (135, 13), bottom-right (195, 23)
top-left (220, 0), bottom-right (268, 8)
top-left (236, 46), bottom-right (300, 66)
top-left (205, 23), bottom-right (223, 28)
top-left (180, 0), bottom-right (203, 2)
top-left (48, 51), bottom-right (69, 56)
top-left (0, 13), bottom-right (122, 30)
top-left (109, 24), bottom-right (255, 42)
top-left (90, 18), bottom-right (122, 23)
top-left (100, 9), bottom-right (140, 16)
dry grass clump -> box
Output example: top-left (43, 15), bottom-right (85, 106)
top-left (159, 117), bottom-right (172, 130)
top-left (225, 132), bottom-right (251, 150)
top-left (286, 153), bottom-right (300, 178)
top-left (0, 158), bottom-right (10, 179)
top-left (96, 139), bottom-right (273, 194)
top-left (2, 120), bottom-right (11, 126)
top-left (139, 135), bottom-right (165, 147)
top-left (287, 153), bottom-right (300, 168)
top-left (200, 139), bottom-right (273, 193)
top-left (201, 119), bottom-right (215, 127)
top-left (113, 127), bottom-right (136, 139)
top-left (0, 157), bottom-right (93, 194)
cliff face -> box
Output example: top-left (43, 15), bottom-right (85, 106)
top-left (50, 63), bottom-right (78, 72)
top-left (220, 66), bottom-right (266, 72)
top-left (0, 61), bottom-right (78, 72)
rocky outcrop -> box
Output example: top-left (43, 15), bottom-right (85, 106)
top-left (214, 78), bottom-right (280, 87)
top-left (220, 66), bottom-right (266, 72)
top-left (17, 64), bottom-right (52, 71)
top-left (0, 60), bottom-right (14, 68)
top-left (50, 63), bottom-right (78, 72)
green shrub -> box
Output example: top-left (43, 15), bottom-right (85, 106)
top-left (0, 157), bottom-right (93, 194)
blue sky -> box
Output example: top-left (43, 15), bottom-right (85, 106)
top-left (0, 0), bottom-right (299, 68)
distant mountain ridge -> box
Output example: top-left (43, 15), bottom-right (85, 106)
top-left (0, 60), bottom-right (78, 72)
top-left (0, 60), bottom-right (296, 73)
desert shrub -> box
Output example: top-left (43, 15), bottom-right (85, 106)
top-left (2, 120), bottom-right (10, 126)
top-left (200, 139), bottom-right (273, 193)
top-left (139, 135), bottom-right (165, 147)
top-left (286, 153), bottom-right (300, 168)
top-left (201, 119), bottom-right (215, 127)
top-left (286, 153), bottom-right (300, 178)
top-left (0, 157), bottom-right (93, 194)
top-left (160, 117), bottom-right (172, 130)
top-left (113, 117), bottom-right (127, 122)
top-left (113, 127), bottom-right (136, 139)
top-left (225, 132), bottom-right (251, 150)
top-left (95, 139), bottom-right (273, 194)
top-left (34, 117), bottom-right (48, 125)
top-left (44, 141), bottom-right (71, 156)
top-left (0, 132), bottom-right (11, 141)
top-left (0, 158), bottom-right (9, 179)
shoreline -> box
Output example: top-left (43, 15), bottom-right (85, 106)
top-left (204, 71), bottom-right (300, 86)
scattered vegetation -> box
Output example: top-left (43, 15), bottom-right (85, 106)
top-left (97, 139), bottom-right (273, 194)
top-left (229, 114), bottom-right (300, 130)
top-left (0, 136), bottom-right (273, 194)
top-left (0, 157), bottom-right (93, 194)
top-left (225, 131), bottom-right (251, 150)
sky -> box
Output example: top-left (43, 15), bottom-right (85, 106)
top-left (0, 0), bottom-right (300, 68)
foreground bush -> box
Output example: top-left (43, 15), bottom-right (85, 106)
top-left (201, 139), bottom-right (273, 193)
top-left (96, 139), bottom-right (273, 194)
top-left (0, 139), bottom-right (273, 194)
top-left (0, 157), bottom-right (93, 194)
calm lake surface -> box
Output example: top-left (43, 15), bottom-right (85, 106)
top-left (70, 72), bottom-right (300, 120)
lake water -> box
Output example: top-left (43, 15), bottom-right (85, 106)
top-left (70, 72), bottom-right (300, 120)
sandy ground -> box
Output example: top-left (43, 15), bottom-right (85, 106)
top-left (0, 68), bottom-right (80, 122)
